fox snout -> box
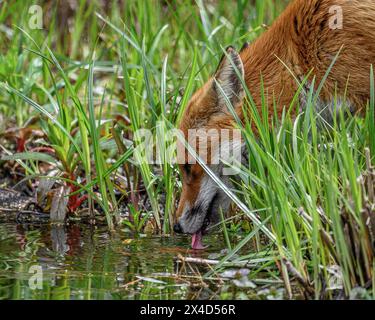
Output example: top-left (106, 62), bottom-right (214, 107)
top-left (174, 176), bottom-right (232, 250)
top-left (175, 175), bottom-right (232, 234)
top-left (173, 218), bottom-right (209, 235)
top-left (173, 222), bottom-right (183, 234)
top-left (174, 202), bottom-right (211, 235)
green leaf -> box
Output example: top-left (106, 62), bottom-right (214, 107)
top-left (2, 152), bottom-right (57, 164)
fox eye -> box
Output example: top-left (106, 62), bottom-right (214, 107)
top-left (183, 164), bottom-right (191, 175)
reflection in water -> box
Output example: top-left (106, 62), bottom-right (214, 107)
top-left (0, 223), bottom-right (229, 300)
top-left (50, 226), bottom-right (69, 254)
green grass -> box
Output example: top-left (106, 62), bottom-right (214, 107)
top-left (0, 0), bottom-right (373, 299)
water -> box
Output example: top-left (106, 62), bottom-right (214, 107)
top-left (0, 223), bottom-right (231, 300)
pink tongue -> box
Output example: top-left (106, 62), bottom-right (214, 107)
top-left (191, 231), bottom-right (207, 250)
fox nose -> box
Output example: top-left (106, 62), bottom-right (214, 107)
top-left (173, 222), bottom-right (183, 234)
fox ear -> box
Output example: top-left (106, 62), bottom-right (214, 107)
top-left (213, 46), bottom-right (245, 110)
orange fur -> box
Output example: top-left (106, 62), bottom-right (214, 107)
top-left (175, 0), bottom-right (375, 223)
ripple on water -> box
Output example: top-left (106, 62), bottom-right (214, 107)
top-left (0, 222), bottom-right (230, 300)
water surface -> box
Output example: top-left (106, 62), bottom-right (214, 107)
top-left (0, 223), bottom-right (229, 300)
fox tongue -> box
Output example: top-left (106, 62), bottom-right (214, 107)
top-left (191, 231), bottom-right (207, 250)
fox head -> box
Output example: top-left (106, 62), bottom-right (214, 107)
top-left (174, 46), bottom-right (246, 249)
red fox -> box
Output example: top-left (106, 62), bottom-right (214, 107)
top-left (173, 0), bottom-right (375, 249)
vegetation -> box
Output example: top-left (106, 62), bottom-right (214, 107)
top-left (0, 0), bottom-right (373, 300)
